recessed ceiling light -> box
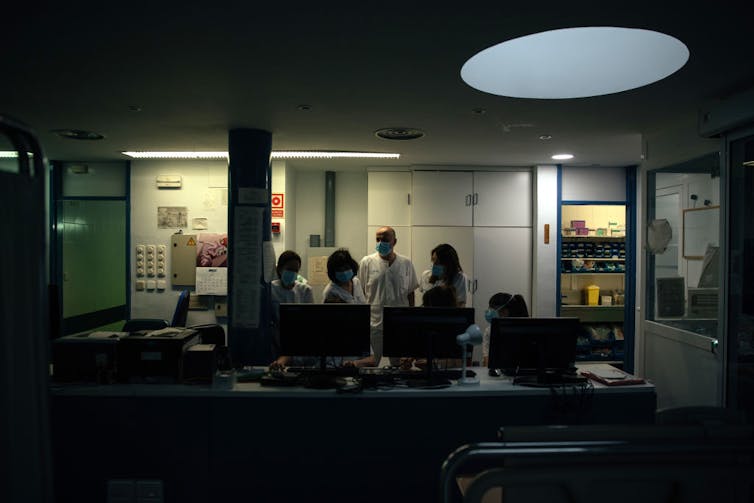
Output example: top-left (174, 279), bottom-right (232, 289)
top-left (461, 27), bottom-right (689, 99)
top-left (52, 129), bottom-right (105, 140)
top-left (128, 105), bottom-right (142, 112)
top-left (552, 153), bottom-right (574, 160)
top-left (539, 134), bottom-right (553, 140)
top-left (121, 151), bottom-right (400, 160)
top-left (375, 128), bottom-right (425, 140)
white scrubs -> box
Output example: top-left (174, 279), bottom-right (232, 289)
top-left (358, 252), bottom-right (419, 362)
top-left (322, 277), bottom-right (367, 304)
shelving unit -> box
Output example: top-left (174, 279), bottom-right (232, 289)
top-left (560, 208), bottom-right (627, 365)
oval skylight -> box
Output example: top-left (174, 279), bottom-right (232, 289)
top-left (461, 27), bottom-right (689, 99)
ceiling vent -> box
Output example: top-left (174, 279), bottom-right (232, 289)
top-left (52, 129), bottom-right (105, 140)
top-left (375, 127), bottom-right (425, 141)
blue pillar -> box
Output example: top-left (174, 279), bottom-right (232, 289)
top-left (228, 128), bottom-right (272, 366)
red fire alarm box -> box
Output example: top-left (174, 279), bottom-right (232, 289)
top-left (271, 222), bottom-right (281, 234)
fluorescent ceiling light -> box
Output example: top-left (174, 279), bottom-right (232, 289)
top-left (552, 154), bottom-right (574, 160)
top-left (0, 151), bottom-right (19, 158)
top-left (461, 27), bottom-right (689, 99)
top-left (121, 151), bottom-right (400, 160)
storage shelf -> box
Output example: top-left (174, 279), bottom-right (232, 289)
top-left (562, 305), bottom-right (625, 323)
top-left (561, 272), bottom-right (625, 275)
top-left (562, 236), bottom-right (625, 242)
top-left (561, 257), bottom-right (625, 261)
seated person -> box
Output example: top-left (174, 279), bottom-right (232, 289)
top-left (271, 248), bottom-right (375, 370)
top-left (270, 250), bottom-right (313, 368)
top-left (482, 292), bottom-right (529, 367)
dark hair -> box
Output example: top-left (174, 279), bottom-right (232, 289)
top-left (276, 250), bottom-right (302, 278)
top-left (429, 243), bottom-right (462, 284)
top-left (488, 292), bottom-right (529, 317)
top-left (326, 248), bottom-right (358, 283)
top-left (422, 285), bottom-right (458, 307)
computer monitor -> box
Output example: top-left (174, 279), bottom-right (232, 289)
top-left (383, 307), bottom-right (475, 385)
top-left (279, 303), bottom-right (371, 360)
top-left (488, 317), bottom-right (580, 382)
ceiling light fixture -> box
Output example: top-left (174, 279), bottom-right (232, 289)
top-left (121, 151), bottom-right (401, 160)
top-left (552, 153), bottom-right (574, 160)
top-left (461, 27), bottom-right (689, 99)
top-left (539, 134), bottom-right (553, 140)
top-left (52, 129), bottom-right (105, 140)
top-left (0, 151), bottom-right (19, 158)
top-left (375, 128), bottom-right (425, 140)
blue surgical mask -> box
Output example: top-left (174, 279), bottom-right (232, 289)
top-left (376, 241), bottom-right (392, 256)
top-left (431, 264), bottom-right (445, 277)
top-left (484, 309), bottom-right (499, 323)
top-left (280, 269), bottom-right (297, 286)
top-left (335, 270), bottom-right (354, 283)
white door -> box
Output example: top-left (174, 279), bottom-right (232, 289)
top-left (473, 227), bottom-right (533, 358)
top-left (473, 171), bottom-right (532, 227)
top-left (367, 171), bottom-right (411, 227)
top-left (411, 226), bottom-right (474, 306)
top-left (411, 171), bottom-right (473, 226)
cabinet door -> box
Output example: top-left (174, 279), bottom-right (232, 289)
top-left (411, 171), bottom-right (473, 226)
top-left (368, 172), bottom-right (411, 227)
top-left (411, 226), bottom-right (474, 306)
top-left (473, 227), bottom-right (533, 331)
top-left (473, 171), bottom-right (532, 227)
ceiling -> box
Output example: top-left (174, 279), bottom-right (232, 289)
top-left (2, 3), bottom-right (753, 172)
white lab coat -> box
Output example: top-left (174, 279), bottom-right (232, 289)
top-left (271, 279), bottom-right (314, 324)
top-left (358, 252), bottom-right (419, 329)
top-left (322, 277), bottom-right (367, 304)
top-left (419, 270), bottom-right (469, 306)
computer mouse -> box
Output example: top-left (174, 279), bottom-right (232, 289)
top-left (488, 368), bottom-right (502, 377)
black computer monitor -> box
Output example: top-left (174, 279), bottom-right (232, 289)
top-left (279, 303), bottom-right (371, 360)
top-left (488, 317), bottom-right (580, 382)
top-left (383, 307), bottom-right (475, 384)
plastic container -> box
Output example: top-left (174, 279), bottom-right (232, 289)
top-left (584, 284), bottom-right (600, 306)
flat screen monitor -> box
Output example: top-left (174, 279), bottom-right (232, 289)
top-left (279, 303), bottom-right (371, 358)
top-left (383, 306), bottom-right (475, 360)
top-left (488, 317), bottom-right (580, 377)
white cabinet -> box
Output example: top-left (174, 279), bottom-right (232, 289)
top-left (473, 226), bottom-right (533, 335)
top-left (411, 226), bottom-right (474, 306)
top-left (411, 171), bottom-right (532, 227)
top-left (411, 171), bottom-right (473, 226)
top-left (367, 172), bottom-right (411, 227)
top-left (473, 171), bottom-right (532, 227)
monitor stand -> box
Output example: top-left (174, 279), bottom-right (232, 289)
top-left (302, 356), bottom-right (346, 389)
top-left (405, 355), bottom-right (451, 388)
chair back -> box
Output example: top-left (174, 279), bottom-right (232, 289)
top-left (171, 289), bottom-right (190, 327)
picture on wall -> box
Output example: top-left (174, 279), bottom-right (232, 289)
top-left (157, 206), bottom-right (188, 228)
top-left (196, 232), bottom-right (228, 267)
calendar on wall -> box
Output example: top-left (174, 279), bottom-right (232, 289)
top-left (196, 267), bottom-right (227, 295)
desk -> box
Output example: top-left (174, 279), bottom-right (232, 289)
top-left (50, 363), bottom-right (655, 503)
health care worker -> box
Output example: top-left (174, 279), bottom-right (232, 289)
top-left (358, 226), bottom-right (419, 363)
top-left (419, 243), bottom-right (468, 307)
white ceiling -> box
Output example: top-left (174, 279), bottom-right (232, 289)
top-left (2, 3), bottom-right (752, 172)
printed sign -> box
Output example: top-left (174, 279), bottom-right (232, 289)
top-left (271, 209), bottom-right (284, 218)
top-left (271, 193), bottom-right (285, 209)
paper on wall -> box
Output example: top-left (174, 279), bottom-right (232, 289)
top-left (231, 206), bottom-right (263, 328)
top-left (196, 267), bottom-right (228, 295)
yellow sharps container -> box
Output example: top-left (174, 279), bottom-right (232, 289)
top-left (584, 284), bottom-right (600, 306)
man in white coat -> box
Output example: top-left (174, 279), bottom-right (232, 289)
top-left (358, 226), bottom-right (419, 364)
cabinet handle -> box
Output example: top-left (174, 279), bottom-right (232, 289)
top-left (465, 194), bottom-right (471, 206)
top-left (407, 193), bottom-right (411, 205)
top-left (468, 279), bottom-right (472, 292)
top-left (473, 279), bottom-right (478, 293)
top-left (473, 192), bottom-right (479, 205)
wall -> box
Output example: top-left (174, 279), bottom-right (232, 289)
top-left (130, 160), bottom-right (227, 326)
top-left (562, 166), bottom-right (626, 202)
top-left (533, 165), bottom-right (558, 316)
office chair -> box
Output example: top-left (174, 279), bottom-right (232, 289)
top-left (121, 289), bottom-right (190, 332)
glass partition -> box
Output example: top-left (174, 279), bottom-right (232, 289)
top-left (646, 153), bottom-right (720, 338)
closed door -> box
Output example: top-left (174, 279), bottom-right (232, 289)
top-left (367, 171), bottom-right (411, 226)
top-left (412, 171), bottom-right (473, 226)
top-left (473, 226), bottom-right (533, 334)
top-left (473, 171), bottom-right (532, 227)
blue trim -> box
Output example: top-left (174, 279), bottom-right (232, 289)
top-left (50, 161), bottom-right (64, 339)
top-left (561, 200), bottom-right (627, 205)
top-left (624, 165), bottom-right (638, 373)
top-left (556, 165), bottom-right (562, 317)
